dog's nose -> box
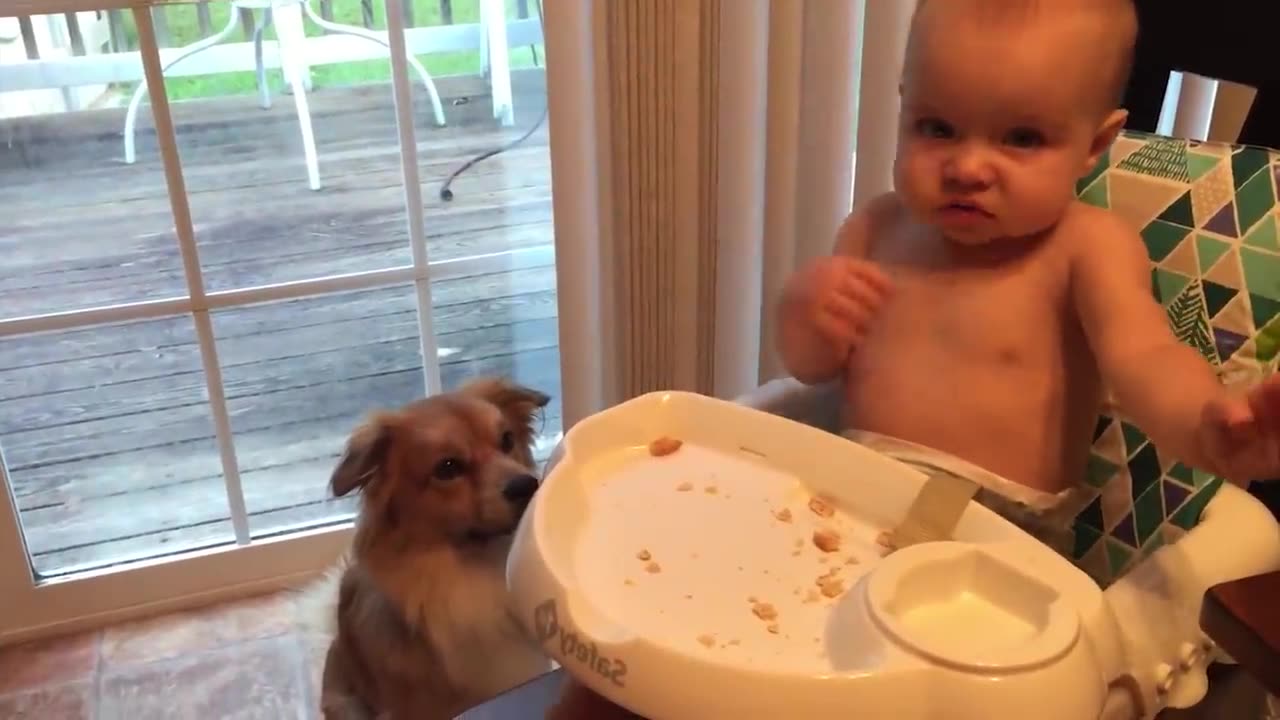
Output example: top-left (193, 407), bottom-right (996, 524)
top-left (502, 474), bottom-right (539, 504)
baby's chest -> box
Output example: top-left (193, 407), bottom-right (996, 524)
top-left (868, 264), bottom-right (1069, 365)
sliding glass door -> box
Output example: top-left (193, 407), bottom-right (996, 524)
top-left (0, 0), bottom-right (569, 642)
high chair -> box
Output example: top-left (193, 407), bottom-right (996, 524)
top-left (737, 130), bottom-right (1280, 719)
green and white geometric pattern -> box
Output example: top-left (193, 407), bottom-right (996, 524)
top-left (1071, 131), bottom-right (1280, 587)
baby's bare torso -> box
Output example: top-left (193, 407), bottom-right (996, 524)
top-left (845, 197), bottom-right (1104, 493)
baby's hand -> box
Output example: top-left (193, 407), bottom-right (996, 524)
top-left (790, 256), bottom-right (892, 358)
top-left (1200, 378), bottom-right (1280, 486)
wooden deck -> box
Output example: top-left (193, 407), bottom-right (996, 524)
top-left (0, 72), bottom-right (561, 576)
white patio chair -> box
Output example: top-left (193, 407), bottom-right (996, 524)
top-left (121, 0), bottom-right (451, 191)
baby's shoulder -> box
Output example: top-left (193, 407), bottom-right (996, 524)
top-left (1058, 201), bottom-right (1138, 249)
top-left (1055, 201), bottom-right (1149, 273)
top-left (836, 191), bottom-right (907, 256)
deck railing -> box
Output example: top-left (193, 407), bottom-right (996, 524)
top-left (1, 2), bottom-right (543, 115)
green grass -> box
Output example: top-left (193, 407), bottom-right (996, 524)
top-left (120, 0), bottom-right (543, 101)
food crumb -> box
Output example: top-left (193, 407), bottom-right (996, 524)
top-left (636, 549), bottom-right (652, 561)
top-left (697, 634), bottom-right (716, 648)
top-left (876, 530), bottom-right (896, 551)
top-left (751, 601), bottom-right (778, 622)
top-left (728, 639), bottom-right (741, 647)
top-left (808, 496), bottom-right (835, 518)
top-left (748, 595), bottom-right (758, 603)
top-left (803, 588), bottom-right (821, 604)
top-left (845, 555), bottom-right (860, 565)
top-left (766, 623), bottom-right (780, 635)
top-left (685, 594), bottom-right (694, 600)
top-left (813, 528), bottom-right (842, 553)
top-left (818, 576), bottom-right (845, 598)
top-left (645, 561), bottom-right (662, 574)
top-left (704, 485), bottom-right (719, 495)
top-left (773, 508), bottom-right (793, 523)
top-left (623, 578), bottom-right (635, 586)
top-left (793, 537), bottom-right (804, 549)
top-left (649, 436), bottom-right (683, 457)
top-left (676, 481), bottom-right (694, 492)
top-left (791, 550), bottom-right (802, 557)
top-left (817, 556), bottom-right (828, 565)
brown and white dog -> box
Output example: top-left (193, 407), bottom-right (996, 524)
top-left (317, 378), bottom-right (554, 719)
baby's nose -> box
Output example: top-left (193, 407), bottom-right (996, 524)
top-left (942, 147), bottom-right (995, 188)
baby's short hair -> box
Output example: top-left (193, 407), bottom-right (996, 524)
top-left (909, 0), bottom-right (1137, 111)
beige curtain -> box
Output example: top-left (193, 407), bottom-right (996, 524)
top-left (550, 0), bottom-right (912, 427)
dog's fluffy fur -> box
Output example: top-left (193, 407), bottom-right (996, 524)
top-left (313, 378), bottom-right (553, 719)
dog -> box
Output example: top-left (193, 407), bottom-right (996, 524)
top-left (317, 378), bottom-right (554, 719)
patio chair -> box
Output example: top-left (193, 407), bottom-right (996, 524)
top-left (121, 0), bottom-right (460, 191)
top-left (736, 129), bottom-right (1280, 718)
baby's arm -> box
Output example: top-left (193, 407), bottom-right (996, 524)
top-left (774, 200), bottom-right (878, 384)
top-left (1071, 212), bottom-right (1227, 474)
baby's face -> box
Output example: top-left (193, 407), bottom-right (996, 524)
top-left (893, 13), bottom-right (1121, 246)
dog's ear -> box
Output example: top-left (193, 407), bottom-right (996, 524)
top-left (330, 414), bottom-right (394, 497)
top-left (463, 377), bottom-right (551, 438)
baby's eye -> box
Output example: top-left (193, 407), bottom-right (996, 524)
top-left (499, 430), bottom-right (516, 454)
top-left (1004, 127), bottom-right (1046, 149)
top-left (914, 117), bottom-right (954, 140)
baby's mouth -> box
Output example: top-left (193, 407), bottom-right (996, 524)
top-left (940, 201), bottom-right (993, 217)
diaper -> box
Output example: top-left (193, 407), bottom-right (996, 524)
top-left (843, 430), bottom-right (1093, 558)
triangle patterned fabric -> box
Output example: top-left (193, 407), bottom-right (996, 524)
top-left (1072, 131), bottom-right (1279, 587)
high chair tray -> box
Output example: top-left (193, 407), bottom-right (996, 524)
top-left (506, 392), bottom-right (1122, 720)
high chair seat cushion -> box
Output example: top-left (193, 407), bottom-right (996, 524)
top-left (1070, 131), bottom-right (1280, 586)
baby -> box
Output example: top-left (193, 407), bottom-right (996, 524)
top-left (777, 0), bottom-right (1280, 545)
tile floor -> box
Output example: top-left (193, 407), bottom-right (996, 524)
top-left (0, 589), bottom-right (327, 719)
top-left (1, 589), bottom-right (1271, 719)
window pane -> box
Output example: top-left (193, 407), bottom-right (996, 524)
top-left (211, 285), bottom-right (426, 537)
top-left (0, 13), bottom-right (189, 317)
top-left (0, 317), bottom-right (233, 577)
top-left (432, 262), bottom-right (563, 461)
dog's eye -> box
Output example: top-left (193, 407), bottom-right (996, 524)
top-left (500, 430), bottom-right (516, 454)
top-left (433, 457), bottom-right (467, 482)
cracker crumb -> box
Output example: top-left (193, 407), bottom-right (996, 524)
top-left (624, 578), bottom-right (635, 586)
top-left (697, 634), bottom-right (716, 648)
top-left (812, 528), bottom-right (842, 553)
top-left (803, 588), bottom-right (821, 604)
top-left (685, 594), bottom-right (694, 600)
top-left (845, 555), bottom-right (860, 565)
top-left (876, 530), bottom-right (896, 551)
top-left (748, 595), bottom-right (758, 603)
top-left (817, 556), bottom-right (829, 565)
top-left (773, 508), bottom-right (793, 523)
top-left (728, 639), bottom-right (741, 647)
top-left (676, 481), bottom-right (694, 492)
top-left (636, 549), bottom-right (652, 561)
top-left (766, 623), bottom-right (780, 634)
top-left (649, 436), bottom-right (683, 457)
top-left (704, 485), bottom-right (719, 495)
top-left (793, 537), bottom-right (804, 549)
top-left (818, 576), bottom-right (845, 598)
top-left (791, 549), bottom-right (802, 557)
top-left (751, 602), bottom-right (778, 622)
top-left (645, 561), bottom-right (662, 574)
top-left (808, 496), bottom-right (835, 518)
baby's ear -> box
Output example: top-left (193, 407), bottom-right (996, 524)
top-left (330, 413), bottom-right (395, 497)
top-left (464, 377), bottom-right (551, 438)
top-left (1084, 108), bottom-right (1128, 177)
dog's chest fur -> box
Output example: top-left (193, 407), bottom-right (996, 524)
top-left (369, 542), bottom-right (549, 706)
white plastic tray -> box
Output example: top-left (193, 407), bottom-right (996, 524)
top-left (506, 392), bottom-right (1121, 719)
